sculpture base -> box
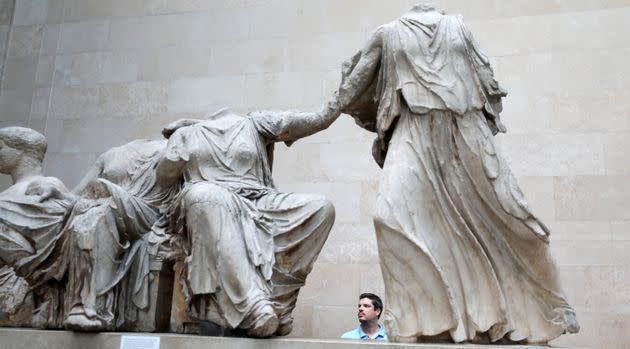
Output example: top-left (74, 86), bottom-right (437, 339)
top-left (0, 328), bottom-right (583, 349)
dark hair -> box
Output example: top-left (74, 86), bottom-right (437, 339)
top-left (359, 293), bottom-right (383, 319)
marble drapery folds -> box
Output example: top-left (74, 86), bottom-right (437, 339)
top-left (0, 133), bottom-right (177, 330)
top-left (335, 6), bottom-right (579, 343)
top-left (1, 93), bottom-right (341, 335)
top-left (64, 139), bottom-right (178, 330)
top-left (160, 109), bottom-right (336, 337)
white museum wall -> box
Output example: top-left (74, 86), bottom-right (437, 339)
top-left (0, 1), bottom-right (629, 348)
top-left (0, 0), bottom-right (13, 190)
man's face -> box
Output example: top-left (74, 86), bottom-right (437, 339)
top-left (357, 297), bottom-right (380, 322)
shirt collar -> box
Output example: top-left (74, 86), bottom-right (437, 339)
top-left (357, 324), bottom-right (385, 339)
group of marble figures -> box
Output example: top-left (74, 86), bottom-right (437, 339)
top-left (0, 5), bottom-right (579, 344)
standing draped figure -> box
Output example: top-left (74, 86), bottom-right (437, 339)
top-left (333, 5), bottom-right (579, 343)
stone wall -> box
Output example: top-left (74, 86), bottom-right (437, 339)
top-left (0, 1), bottom-right (12, 195)
top-left (0, 0), bottom-right (14, 80)
top-left (0, 1), bottom-right (629, 348)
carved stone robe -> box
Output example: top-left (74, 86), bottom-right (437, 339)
top-left (165, 111), bottom-right (334, 335)
top-left (337, 8), bottom-right (578, 343)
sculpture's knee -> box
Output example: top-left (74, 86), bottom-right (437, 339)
top-left (183, 182), bottom-right (231, 207)
top-left (68, 202), bottom-right (113, 251)
top-left (320, 198), bottom-right (335, 225)
top-left (311, 195), bottom-right (335, 227)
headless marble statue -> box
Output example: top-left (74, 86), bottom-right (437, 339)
top-left (158, 99), bottom-right (341, 337)
top-left (0, 127), bottom-right (175, 331)
top-left (0, 127), bottom-right (75, 328)
top-left (332, 4), bottom-right (579, 344)
top-left (62, 138), bottom-right (177, 330)
top-left (0, 94), bottom-right (342, 336)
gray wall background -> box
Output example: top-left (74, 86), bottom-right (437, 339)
top-left (1, 1), bottom-right (629, 348)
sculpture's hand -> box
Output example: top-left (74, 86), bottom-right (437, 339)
top-left (83, 178), bottom-right (112, 199)
top-left (478, 69), bottom-right (507, 98)
top-left (25, 181), bottom-right (54, 202)
top-left (322, 90), bottom-right (342, 119)
top-left (25, 178), bottom-right (72, 202)
top-left (162, 119), bottom-right (200, 139)
top-left (245, 91), bottom-right (343, 143)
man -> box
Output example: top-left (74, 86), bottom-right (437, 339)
top-left (341, 293), bottom-right (388, 341)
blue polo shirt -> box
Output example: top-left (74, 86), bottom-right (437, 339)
top-left (341, 325), bottom-right (388, 341)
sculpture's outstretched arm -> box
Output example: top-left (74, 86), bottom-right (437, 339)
top-left (248, 93), bottom-right (342, 143)
top-left (249, 29), bottom-right (384, 143)
top-left (337, 41), bottom-right (382, 109)
top-left (336, 27), bottom-right (383, 111)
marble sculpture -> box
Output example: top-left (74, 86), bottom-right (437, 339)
top-left (0, 127), bottom-right (177, 331)
top-left (0, 93), bottom-right (341, 336)
top-left (332, 4), bottom-right (580, 344)
top-left (155, 102), bottom-right (340, 337)
top-left (0, 4), bottom-right (580, 344)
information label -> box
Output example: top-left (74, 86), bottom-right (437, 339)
top-left (120, 335), bottom-right (160, 349)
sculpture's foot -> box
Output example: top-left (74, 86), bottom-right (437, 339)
top-left (564, 310), bottom-right (580, 333)
top-left (246, 306), bottom-right (279, 338)
top-left (274, 316), bottom-right (293, 336)
top-left (63, 310), bottom-right (104, 332)
top-left (567, 321), bottom-right (580, 333)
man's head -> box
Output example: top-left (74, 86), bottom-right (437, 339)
top-left (0, 127), bottom-right (47, 174)
top-left (357, 293), bottom-right (383, 323)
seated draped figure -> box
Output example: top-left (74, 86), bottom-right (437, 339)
top-left (0, 126), bottom-right (177, 330)
top-left (0, 95), bottom-right (341, 336)
top-left (0, 264), bottom-right (32, 326)
top-left (157, 101), bottom-right (341, 337)
top-left (0, 126), bottom-right (76, 328)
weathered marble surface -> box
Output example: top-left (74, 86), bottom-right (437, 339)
top-left (1, 1), bottom-right (629, 348)
top-left (0, 94), bottom-right (341, 336)
top-left (331, 5), bottom-right (579, 344)
top-left (157, 101), bottom-right (340, 337)
top-left (63, 138), bottom-right (177, 331)
top-left (0, 126), bottom-right (73, 328)
top-left (0, 126), bottom-right (175, 331)
top-left (0, 328), bottom-right (588, 349)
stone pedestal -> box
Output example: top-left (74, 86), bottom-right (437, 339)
top-left (0, 328), bottom-right (585, 349)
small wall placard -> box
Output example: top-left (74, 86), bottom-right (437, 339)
top-left (120, 335), bottom-right (160, 349)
